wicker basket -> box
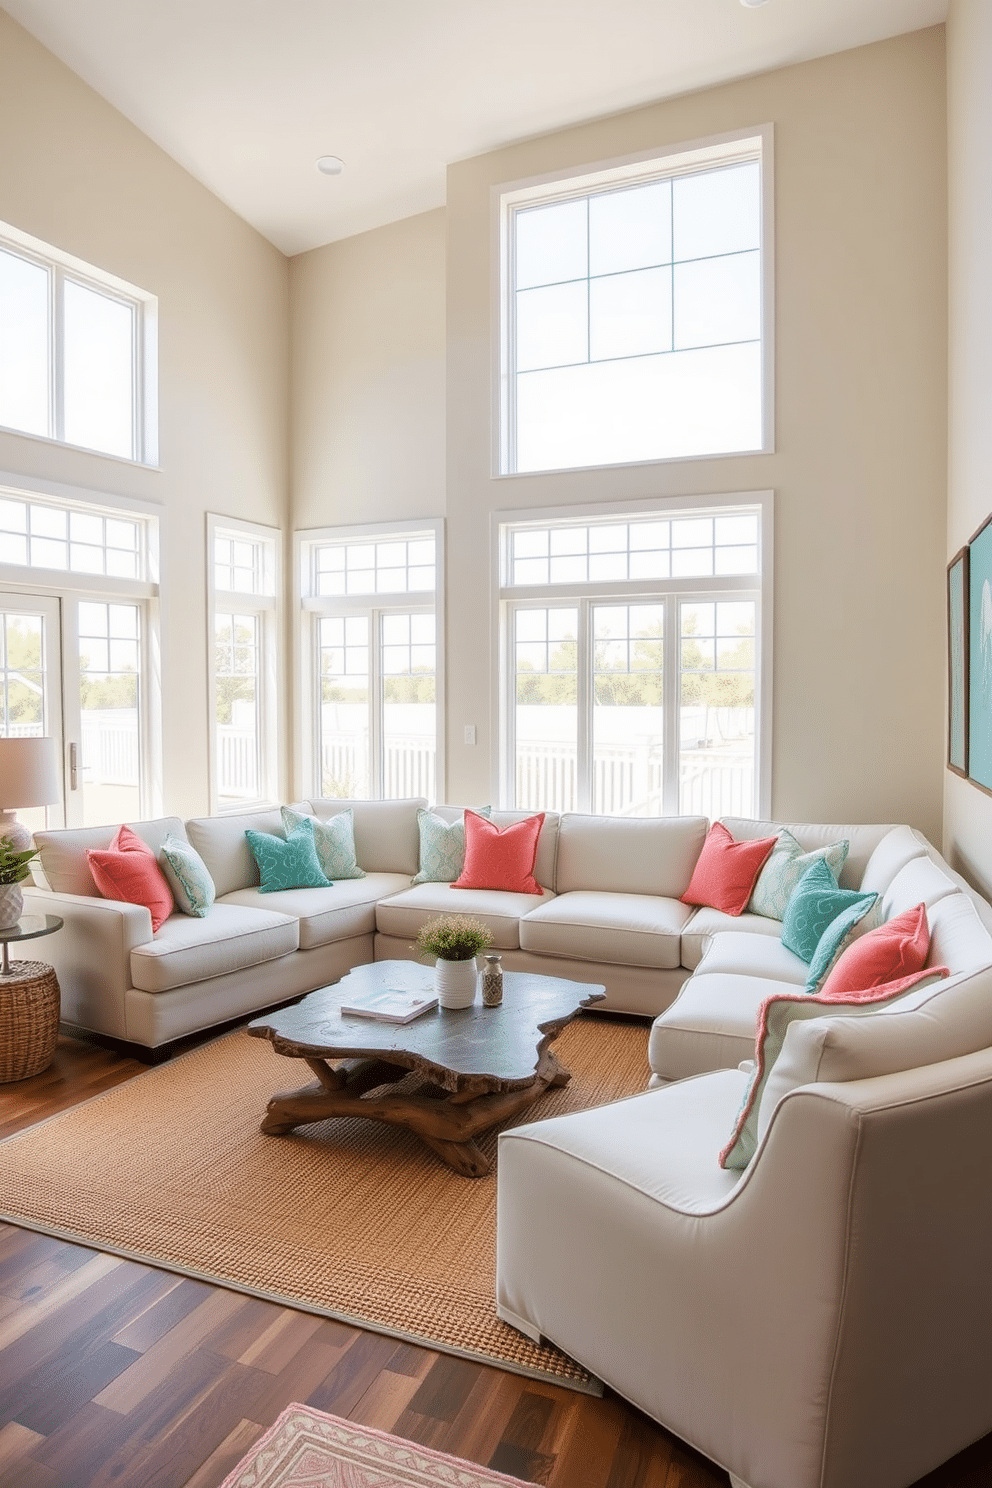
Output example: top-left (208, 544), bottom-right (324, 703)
top-left (0, 960), bottom-right (61, 1082)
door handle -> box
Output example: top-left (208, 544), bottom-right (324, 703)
top-left (69, 741), bottom-right (78, 790)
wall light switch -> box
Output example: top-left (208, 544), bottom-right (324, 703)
top-left (464, 724), bottom-right (477, 746)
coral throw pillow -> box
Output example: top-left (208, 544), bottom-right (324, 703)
top-left (821, 902), bottom-right (931, 999)
top-left (453, 811), bottom-right (545, 895)
top-left (680, 822), bottom-right (778, 916)
top-left (87, 824), bottom-right (174, 932)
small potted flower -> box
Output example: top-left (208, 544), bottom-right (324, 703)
top-left (0, 836), bottom-right (39, 931)
top-left (415, 914), bottom-right (494, 1008)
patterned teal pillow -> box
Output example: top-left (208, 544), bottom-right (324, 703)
top-left (246, 817), bottom-right (331, 892)
top-left (748, 828), bottom-right (850, 921)
top-left (159, 833), bottom-right (215, 917)
top-left (804, 897), bottom-right (878, 990)
top-left (411, 807), bottom-right (492, 885)
top-left (781, 859), bottom-right (876, 964)
top-left (281, 806), bottom-right (365, 881)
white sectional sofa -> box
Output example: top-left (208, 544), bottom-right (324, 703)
top-left (496, 818), bottom-right (992, 1488)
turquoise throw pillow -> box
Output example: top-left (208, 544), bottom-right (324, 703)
top-left (159, 833), bottom-right (215, 917)
top-left (805, 897), bottom-right (878, 990)
top-left (281, 806), bottom-right (365, 881)
top-left (780, 859), bottom-right (876, 964)
top-left (246, 817), bottom-right (332, 892)
top-left (748, 828), bottom-right (850, 921)
top-left (411, 807), bottom-right (492, 885)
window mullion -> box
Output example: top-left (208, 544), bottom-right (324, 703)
top-left (575, 599), bottom-right (591, 813)
top-left (664, 593), bottom-right (681, 814)
top-left (370, 608), bottom-right (383, 799)
top-left (52, 265), bottom-right (63, 443)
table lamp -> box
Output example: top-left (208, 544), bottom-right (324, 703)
top-left (0, 737), bottom-right (62, 854)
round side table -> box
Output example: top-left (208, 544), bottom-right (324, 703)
top-left (0, 914), bottom-right (64, 1083)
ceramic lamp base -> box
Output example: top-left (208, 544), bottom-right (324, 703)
top-left (0, 810), bottom-right (32, 856)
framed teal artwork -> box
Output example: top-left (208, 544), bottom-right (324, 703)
top-left (948, 546), bottom-right (968, 777)
top-left (968, 515), bottom-right (992, 794)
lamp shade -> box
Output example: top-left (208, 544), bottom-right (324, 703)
top-left (0, 736), bottom-right (62, 810)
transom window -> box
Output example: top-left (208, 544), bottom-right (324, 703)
top-left (0, 492), bottom-right (143, 579)
top-left (312, 535), bottom-right (436, 597)
top-left (500, 499), bottom-right (769, 819)
top-left (0, 221), bottom-right (157, 464)
top-left (499, 131), bottom-right (771, 474)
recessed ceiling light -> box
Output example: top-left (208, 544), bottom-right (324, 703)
top-left (740, 0), bottom-right (770, 7)
top-left (316, 156), bottom-right (345, 176)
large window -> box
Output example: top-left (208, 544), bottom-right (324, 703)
top-left (0, 482), bottom-right (159, 828)
top-left (208, 517), bottom-right (281, 811)
top-left (0, 222), bottom-right (157, 464)
top-left (498, 130), bottom-right (771, 475)
top-left (299, 524), bottom-right (441, 801)
top-left (500, 498), bottom-right (770, 818)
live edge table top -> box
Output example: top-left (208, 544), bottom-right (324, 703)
top-left (247, 961), bottom-right (606, 1177)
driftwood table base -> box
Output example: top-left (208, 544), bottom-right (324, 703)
top-left (260, 1049), bottom-right (571, 1177)
top-left (249, 962), bottom-right (606, 1177)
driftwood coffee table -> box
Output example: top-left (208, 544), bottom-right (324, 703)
top-left (248, 960), bottom-right (605, 1177)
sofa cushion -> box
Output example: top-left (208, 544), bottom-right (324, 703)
top-left (454, 811), bottom-right (544, 894)
top-left (821, 903), bottom-right (930, 998)
top-left (159, 833), bottom-right (215, 917)
top-left (433, 808), bottom-right (558, 892)
top-left (648, 972), bottom-right (790, 1081)
top-left (747, 828), bottom-right (850, 921)
top-left (282, 806), bottom-right (365, 881)
top-left (246, 818), bottom-right (331, 893)
top-left (858, 823), bottom-right (929, 898)
top-left (129, 902), bottom-right (299, 993)
top-left (870, 854), bottom-right (960, 928)
top-left (721, 817), bottom-right (894, 890)
top-left (804, 897), bottom-right (879, 991)
top-left (304, 798), bottom-right (426, 876)
top-left (376, 882), bottom-right (551, 951)
top-left (681, 822), bottom-right (777, 915)
top-left (680, 906), bottom-right (783, 970)
top-left (720, 967), bottom-right (949, 1171)
top-left (186, 808), bottom-right (285, 898)
top-left (33, 816), bottom-right (188, 897)
top-left (87, 825), bottom-right (175, 933)
top-left (519, 891), bottom-right (691, 970)
top-left (411, 806), bottom-right (490, 885)
top-left (692, 930), bottom-right (809, 984)
top-left (781, 860), bottom-right (876, 962)
top-left (554, 812), bottom-right (708, 898)
top-left (221, 873), bottom-right (411, 950)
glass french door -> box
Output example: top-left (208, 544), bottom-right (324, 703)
top-left (1, 592), bottom-right (145, 828)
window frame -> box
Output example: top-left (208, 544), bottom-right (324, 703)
top-left (0, 472), bottom-right (161, 827)
top-left (207, 514), bottom-right (282, 814)
top-left (0, 220), bottom-right (158, 466)
top-left (494, 491), bottom-right (773, 817)
top-left (295, 518), bottom-right (445, 802)
top-left (493, 126), bottom-right (774, 477)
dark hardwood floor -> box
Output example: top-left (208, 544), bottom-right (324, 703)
top-left (1, 1035), bottom-right (991, 1488)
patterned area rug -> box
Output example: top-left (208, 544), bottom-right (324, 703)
top-left (0, 1018), bottom-right (650, 1391)
top-left (220, 1404), bottom-right (534, 1488)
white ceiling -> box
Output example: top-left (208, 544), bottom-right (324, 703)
top-left (4, 0), bottom-right (947, 257)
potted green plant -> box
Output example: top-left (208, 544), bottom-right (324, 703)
top-left (415, 914), bottom-right (494, 1008)
top-left (0, 836), bottom-right (39, 931)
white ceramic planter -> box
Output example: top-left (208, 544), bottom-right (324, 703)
top-left (434, 956), bottom-right (478, 1009)
top-left (0, 883), bottom-right (23, 932)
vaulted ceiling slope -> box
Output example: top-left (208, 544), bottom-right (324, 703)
top-left (3, 0), bottom-right (947, 255)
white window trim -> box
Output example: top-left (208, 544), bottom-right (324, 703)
top-left (491, 124), bottom-right (775, 478)
top-left (492, 491), bottom-right (773, 816)
top-left (0, 475), bottom-right (162, 824)
top-left (207, 513), bottom-right (282, 814)
top-left (1, 220), bottom-right (159, 467)
top-left (295, 517), bottom-right (445, 802)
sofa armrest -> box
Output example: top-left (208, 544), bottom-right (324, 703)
top-left (22, 885), bottom-right (153, 1042)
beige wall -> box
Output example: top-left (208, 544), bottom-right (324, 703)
top-left (444, 28), bottom-right (947, 836)
top-left (945, 0), bottom-right (992, 893)
top-left (0, 11), bottom-right (289, 819)
top-left (289, 209), bottom-right (446, 532)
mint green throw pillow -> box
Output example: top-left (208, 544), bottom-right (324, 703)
top-left (281, 806), bottom-right (365, 881)
top-left (780, 859), bottom-right (876, 964)
top-left (804, 896), bottom-right (878, 990)
top-left (246, 817), bottom-right (331, 892)
top-left (748, 828), bottom-right (850, 921)
top-left (411, 807), bottom-right (492, 885)
top-left (159, 833), bottom-right (215, 917)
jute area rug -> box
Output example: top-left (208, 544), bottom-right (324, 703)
top-left (0, 1017), bottom-right (650, 1391)
top-left (219, 1403), bottom-right (534, 1488)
